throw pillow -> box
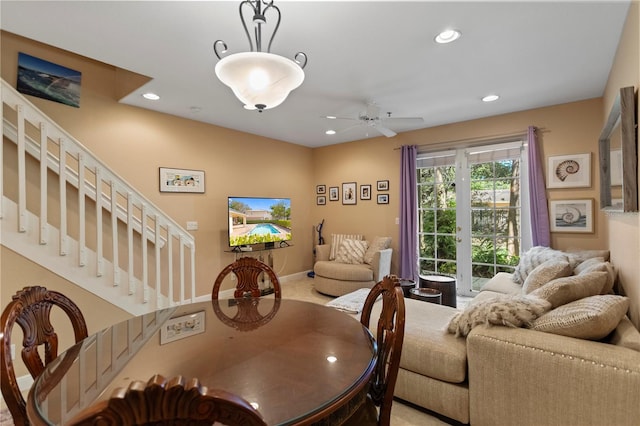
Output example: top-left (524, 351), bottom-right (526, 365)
top-left (522, 259), bottom-right (573, 294)
top-left (528, 271), bottom-right (607, 309)
top-left (566, 249), bottom-right (610, 266)
top-left (334, 239), bottom-right (369, 265)
top-left (363, 236), bottom-right (392, 265)
top-left (512, 246), bottom-right (568, 284)
top-left (574, 258), bottom-right (617, 295)
top-left (531, 295), bottom-right (629, 340)
top-left (329, 234), bottom-right (363, 261)
top-left (447, 294), bottom-right (551, 337)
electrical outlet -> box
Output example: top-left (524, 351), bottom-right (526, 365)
top-left (395, 217), bottom-right (400, 225)
top-left (186, 221), bottom-right (198, 231)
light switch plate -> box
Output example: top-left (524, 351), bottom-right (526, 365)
top-left (186, 221), bottom-right (198, 231)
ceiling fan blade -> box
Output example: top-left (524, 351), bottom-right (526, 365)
top-left (374, 125), bottom-right (397, 138)
top-left (335, 124), bottom-right (363, 134)
top-left (324, 115), bottom-right (359, 121)
top-left (382, 117), bottom-right (424, 125)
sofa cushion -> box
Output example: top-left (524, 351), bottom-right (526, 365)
top-left (608, 315), bottom-right (640, 352)
top-left (512, 246), bottom-right (568, 284)
top-left (314, 260), bottom-right (374, 282)
top-left (334, 239), bottom-right (369, 264)
top-left (329, 234), bottom-right (363, 260)
top-left (369, 299), bottom-right (468, 384)
top-left (521, 259), bottom-right (573, 294)
top-left (363, 236), bottom-right (392, 265)
top-left (531, 295), bottom-right (630, 340)
top-left (447, 294), bottom-right (551, 337)
top-left (528, 271), bottom-right (607, 308)
top-left (478, 272), bottom-right (522, 295)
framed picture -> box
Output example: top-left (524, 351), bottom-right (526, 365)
top-left (316, 184), bottom-right (326, 194)
top-left (160, 311), bottom-right (205, 344)
top-left (317, 196), bottom-right (326, 205)
top-left (547, 153), bottom-right (591, 188)
top-left (360, 184), bottom-right (372, 200)
top-left (549, 199), bottom-right (593, 233)
top-left (377, 194), bottom-right (389, 204)
top-left (18, 52), bottom-right (82, 108)
top-left (377, 180), bottom-right (389, 191)
top-left (329, 186), bottom-right (339, 201)
top-left (342, 182), bottom-right (357, 205)
top-left (159, 167), bottom-right (205, 193)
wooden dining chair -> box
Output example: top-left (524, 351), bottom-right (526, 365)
top-left (212, 257), bottom-right (282, 300)
top-left (212, 296), bottom-right (281, 331)
top-left (1, 286), bottom-right (88, 426)
top-left (343, 275), bottom-right (406, 426)
top-left (68, 374), bottom-right (267, 425)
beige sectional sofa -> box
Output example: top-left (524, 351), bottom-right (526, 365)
top-left (379, 248), bottom-right (640, 425)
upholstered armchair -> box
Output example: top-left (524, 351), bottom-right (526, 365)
top-left (313, 235), bottom-right (392, 297)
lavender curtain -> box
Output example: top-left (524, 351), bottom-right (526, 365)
top-left (400, 145), bottom-right (418, 280)
top-left (527, 126), bottom-right (550, 247)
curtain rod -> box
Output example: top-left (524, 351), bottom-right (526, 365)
top-left (394, 127), bottom-right (548, 151)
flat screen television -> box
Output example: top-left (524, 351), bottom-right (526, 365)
top-left (228, 197), bottom-right (292, 249)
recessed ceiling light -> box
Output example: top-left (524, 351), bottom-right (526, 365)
top-left (435, 29), bottom-right (461, 44)
top-left (326, 115), bottom-right (336, 120)
top-left (326, 355), bottom-right (337, 363)
top-left (482, 94), bottom-right (500, 102)
top-left (142, 92), bottom-right (160, 101)
top-left (326, 130), bottom-right (336, 135)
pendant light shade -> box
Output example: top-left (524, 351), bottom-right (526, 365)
top-left (213, 0), bottom-right (308, 112)
top-left (215, 52), bottom-right (304, 111)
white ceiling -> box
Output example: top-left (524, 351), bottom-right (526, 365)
top-left (1, 1), bottom-right (630, 148)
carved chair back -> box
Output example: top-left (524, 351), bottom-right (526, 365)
top-left (212, 257), bottom-right (282, 299)
top-left (69, 374), bottom-right (267, 426)
top-left (360, 275), bottom-right (406, 426)
top-left (1, 286), bottom-right (88, 425)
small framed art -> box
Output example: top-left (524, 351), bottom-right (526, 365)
top-left (360, 184), bottom-right (371, 200)
top-left (377, 194), bottom-right (389, 204)
top-left (342, 182), bottom-right (357, 205)
top-left (377, 180), bottom-right (389, 191)
top-left (160, 311), bottom-right (205, 344)
top-left (547, 153), bottom-right (591, 188)
top-left (316, 184), bottom-right (326, 194)
top-left (549, 199), bottom-right (593, 233)
top-left (317, 196), bottom-right (326, 205)
top-left (329, 186), bottom-right (339, 201)
top-left (159, 167), bottom-right (205, 193)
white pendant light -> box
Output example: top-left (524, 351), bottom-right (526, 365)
top-left (214, 0), bottom-right (307, 112)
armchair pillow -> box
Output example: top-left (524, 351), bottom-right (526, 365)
top-left (334, 239), bottom-right (369, 265)
top-left (363, 236), bottom-right (392, 265)
top-left (329, 234), bottom-right (364, 260)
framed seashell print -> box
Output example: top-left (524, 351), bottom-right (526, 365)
top-left (547, 153), bottom-right (591, 188)
top-left (549, 199), bottom-right (593, 233)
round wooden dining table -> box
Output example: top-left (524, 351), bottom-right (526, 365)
top-left (27, 298), bottom-right (376, 425)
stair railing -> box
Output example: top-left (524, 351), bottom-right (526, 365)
top-left (1, 78), bottom-right (196, 312)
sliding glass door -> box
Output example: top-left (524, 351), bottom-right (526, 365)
top-left (417, 141), bottom-right (530, 296)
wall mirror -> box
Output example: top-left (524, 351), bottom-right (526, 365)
top-left (599, 86), bottom-right (638, 212)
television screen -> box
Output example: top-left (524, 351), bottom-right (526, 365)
top-left (228, 197), bottom-right (292, 248)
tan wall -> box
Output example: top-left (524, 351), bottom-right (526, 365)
top-left (602, 2), bottom-right (640, 328)
top-left (1, 32), bottom-right (315, 304)
top-left (313, 97), bottom-right (607, 275)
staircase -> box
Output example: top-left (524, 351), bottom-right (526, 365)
top-left (1, 78), bottom-right (196, 316)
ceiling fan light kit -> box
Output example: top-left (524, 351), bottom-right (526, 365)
top-left (213, 0), bottom-right (307, 112)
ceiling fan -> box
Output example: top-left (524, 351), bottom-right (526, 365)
top-left (326, 103), bottom-right (424, 138)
